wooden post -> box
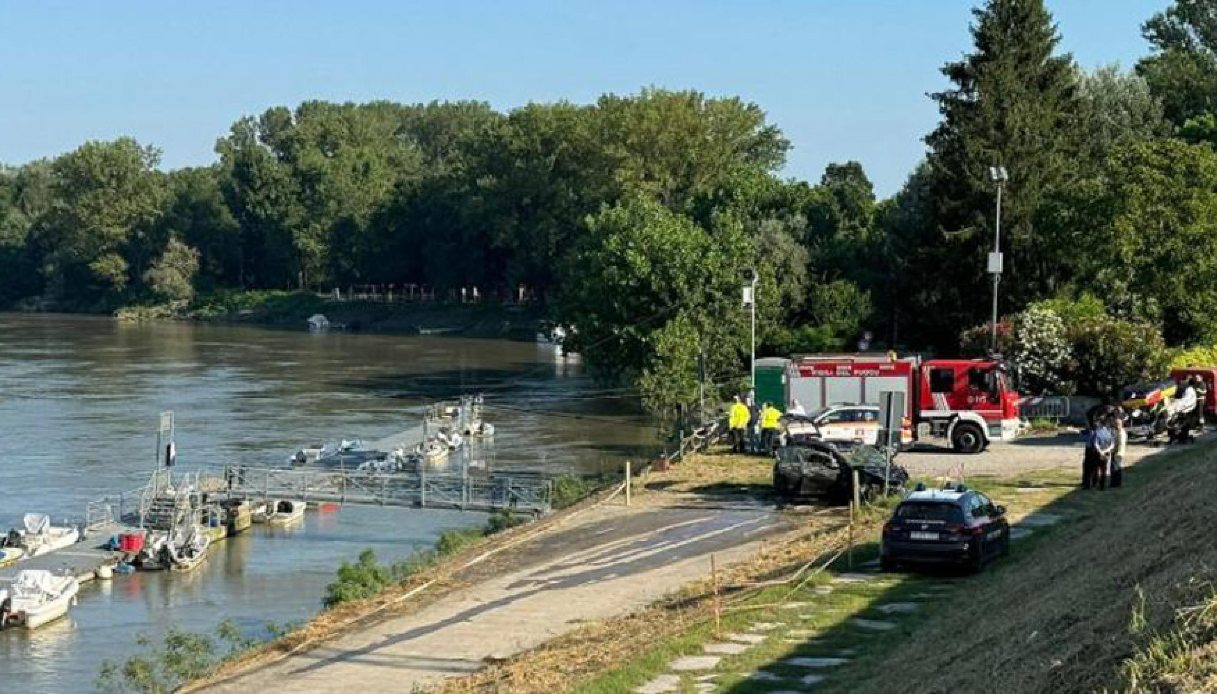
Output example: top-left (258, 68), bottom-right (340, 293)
top-left (849, 468), bottom-right (860, 570)
top-left (625, 460), bottom-right (632, 506)
top-left (711, 553), bottom-right (721, 637)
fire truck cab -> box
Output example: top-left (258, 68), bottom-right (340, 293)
top-left (785, 355), bottom-right (1020, 454)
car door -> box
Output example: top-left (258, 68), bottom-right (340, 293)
top-left (971, 493), bottom-right (1002, 557)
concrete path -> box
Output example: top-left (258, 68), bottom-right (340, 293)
top-left (206, 503), bottom-right (786, 693)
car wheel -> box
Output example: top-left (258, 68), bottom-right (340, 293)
top-left (952, 422), bottom-right (985, 454)
top-left (880, 555), bottom-right (897, 573)
top-left (968, 539), bottom-right (986, 573)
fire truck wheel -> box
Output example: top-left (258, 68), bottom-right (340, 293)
top-left (951, 422), bottom-right (985, 454)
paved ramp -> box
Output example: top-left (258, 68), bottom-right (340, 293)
top-left (207, 505), bottom-right (785, 693)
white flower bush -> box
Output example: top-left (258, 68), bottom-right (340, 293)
top-left (1011, 305), bottom-right (1072, 394)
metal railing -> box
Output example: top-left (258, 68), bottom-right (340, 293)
top-left (1020, 396), bottom-right (1071, 421)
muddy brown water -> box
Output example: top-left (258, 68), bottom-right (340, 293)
top-left (0, 313), bottom-right (656, 692)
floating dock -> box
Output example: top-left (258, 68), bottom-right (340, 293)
top-left (0, 521), bottom-right (124, 585)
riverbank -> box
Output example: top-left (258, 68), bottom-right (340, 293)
top-left (20, 290), bottom-right (545, 339)
top-left (436, 436), bottom-right (1217, 693)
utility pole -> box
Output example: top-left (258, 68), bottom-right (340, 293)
top-left (988, 166), bottom-right (1008, 353)
top-left (744, 268), bottom-right (758, 395)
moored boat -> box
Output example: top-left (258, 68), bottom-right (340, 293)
top-left (267, 500), bottom-right (305, 526)
top-left (0, 570), bottom-right (79, 630)
top-left (4, 514), bottom-right (80, 558)
top-left (250, 501), bottom-right (271, 523)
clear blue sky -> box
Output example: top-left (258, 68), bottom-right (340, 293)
top-left (0, 0), bottom-right (1166, 196)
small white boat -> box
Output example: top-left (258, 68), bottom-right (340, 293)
top-left (289, 442), bottom-right (329, 466)
top-left (413, 440), bottom-right (450, 469)
top-left (167, 527), bottom-right (211, 573)
top-left (249, 501), bottom-right (271, 523)
top-left (0, 570), bottom-right (79, 630)
top-left (307, 314), bottom-right (330, 332)
top-left (6, 514), bottom-right (80, 558)
top-left (268, 500), bottom-right (305, 526)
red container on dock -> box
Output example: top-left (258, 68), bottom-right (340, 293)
top-left (118, 532), bottom-right (145, 554)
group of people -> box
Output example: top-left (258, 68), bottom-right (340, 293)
top-left (728, 395), bottom-right (783, 455)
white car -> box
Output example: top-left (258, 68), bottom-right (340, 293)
top-left (783, 404), bottom-right (912, 450)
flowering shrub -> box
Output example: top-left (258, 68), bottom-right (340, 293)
top-left (1010, 305), bottom-right (1071, 394)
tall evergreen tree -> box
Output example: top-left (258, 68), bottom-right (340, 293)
top-left (919, 0), bottom-right (1080, 346)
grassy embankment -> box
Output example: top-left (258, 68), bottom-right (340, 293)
top-left (438, 443), bottom-right (1217, 694)
top-left (112, 290), bottom-right (543, 338)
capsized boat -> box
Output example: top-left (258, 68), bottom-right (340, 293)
top-left (4, 514), bottom-right (80, 558)
top-left (268, 500), bottom-right (305, 526)
top-left (0, 570), bottom-right (79, 630)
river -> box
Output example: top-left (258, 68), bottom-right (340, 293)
top-left (0, 313), bottom-right (656, 692)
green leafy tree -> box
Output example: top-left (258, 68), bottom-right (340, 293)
top-left (161, 167), bottom-right (241, 290)
top-left (1076, 65), bottom-right (1169, 165)
top-left (557, 197), bottom-right (753, 420)
top-left (37, 138), bottom-right (166, 302)
top-left (1136, 0), bottom-right (1217, 126)
top-left (1076, 139), bottom-right (1217, 343)
top-left (143, 239), bottom-right (200, 302)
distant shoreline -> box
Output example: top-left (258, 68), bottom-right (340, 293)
top-left (8, 291), bottom-right (546, 340)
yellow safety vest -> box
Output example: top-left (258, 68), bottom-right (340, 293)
top-left (761, 406), bottom-right (781, 429)
top-left (729, 403), bottom-right (751, 429)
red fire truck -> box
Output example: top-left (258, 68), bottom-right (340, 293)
top-left (784, 355), bottom-right (1020, 454)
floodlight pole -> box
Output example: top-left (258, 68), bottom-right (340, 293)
top-left (989, 167), bottom-right (1007, 353)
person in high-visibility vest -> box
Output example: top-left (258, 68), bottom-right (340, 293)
top-left (728, 395), bottom-right (751, 453)
top-left (760, 402), bottom-right (782, 453)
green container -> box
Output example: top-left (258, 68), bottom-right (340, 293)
top-left (755, 357), bottom-right (790, 411)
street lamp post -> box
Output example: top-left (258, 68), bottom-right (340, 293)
top-left (743, 268), bottom-right (758, 396)
top-left (988, 166), bottom-right (1008, 353)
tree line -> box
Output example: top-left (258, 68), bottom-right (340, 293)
top-left (3, 0), bottom-right (1217, 412)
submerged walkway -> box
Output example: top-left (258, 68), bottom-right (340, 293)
top-left (206, 502), bottom-right (789, 693)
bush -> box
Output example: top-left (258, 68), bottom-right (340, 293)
top-left (323, 549), bottom-right (394, 608)
top-left (1010, 305), bottom-right (1072, 394)
top-left (959, 318), bottom-right (1013, 357)
top-left (434, 527), bottom-right (483, 556)
top-left (1066, 316), bottom-right (1168, 399)
top-left (551, 475), bottom-right (594, 509)
top-left (485, 510), bottom-right (527, 534)
top-left (96, 621), bottom-right (259, 693)
top-left (1171, 344), bottom-right (1217, 369)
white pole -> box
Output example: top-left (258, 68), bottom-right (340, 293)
top-left (750, 272), bottom-right (758, 394)
top-left (990, 181), bottom-right (1003, 352)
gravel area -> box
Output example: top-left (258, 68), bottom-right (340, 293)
top-left (897, 429), bottom-right (1215, 478)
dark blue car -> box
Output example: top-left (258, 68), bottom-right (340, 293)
top-left (880, 484), bottom-right (1010, 572)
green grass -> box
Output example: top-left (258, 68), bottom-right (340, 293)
top-left (570, 468), bottom-right (1083, 694)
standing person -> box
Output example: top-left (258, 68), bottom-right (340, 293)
top-left (760, 402), bottom-right (782, 454)
top-left (728, 396), bottom-right (750, 454)
top-left (1082, 420), bottom-right (1114, 489)
top-left (1093, 420), bottom-right (1114, 490)
top-left (1111, 414), bottom-right (1127, 488)
top-left (746, 392), bottom-right (760, 454)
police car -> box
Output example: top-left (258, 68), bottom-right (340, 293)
top-left (879, 483), bottom-right (1010, 572)
top-left (783, 404), bottom-right (913, 451)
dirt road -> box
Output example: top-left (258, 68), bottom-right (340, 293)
top-left (205, 502), bottom-right (789, 693)
top-left (898, 430), bottom-right (1205, 478)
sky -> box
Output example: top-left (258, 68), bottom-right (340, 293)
top-left (0, 0), bottom-right (1167, 196)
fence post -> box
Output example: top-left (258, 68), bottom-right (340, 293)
top-left (849, 468), bottom-right (860, 570)
top-left (625, 460), bottom-right (632, 506)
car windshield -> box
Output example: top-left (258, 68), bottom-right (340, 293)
top-left (895, 502), bottom-right (963, 522)
top-left (777, 446), bottom-right (837, 467)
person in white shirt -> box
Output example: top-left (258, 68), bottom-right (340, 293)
top-left (1111, 414), bottom-right (1127, 488)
